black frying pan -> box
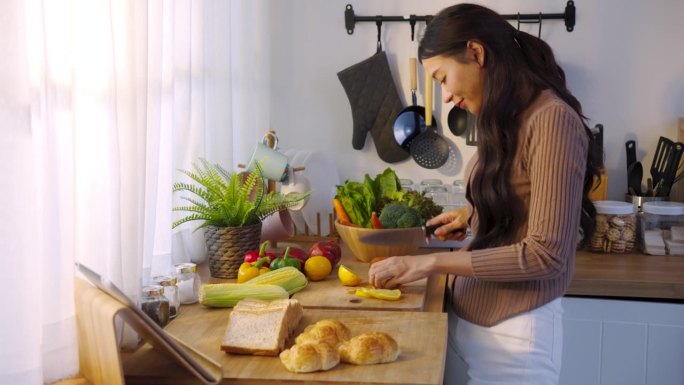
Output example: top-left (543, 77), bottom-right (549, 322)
top-left (392, 58), bottom-right (425, 149)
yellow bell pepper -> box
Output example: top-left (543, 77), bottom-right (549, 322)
top-left (237, 257), bottom-right (271, 283)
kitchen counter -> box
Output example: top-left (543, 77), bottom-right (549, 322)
top-left (567, 250), bottom-right (684, 300)
top-left (123, 244), bottom-right (449, 385)
top-left (122, 243), bottom-right (684, 384)
top-left (423, 243), bottom-right (684, 301)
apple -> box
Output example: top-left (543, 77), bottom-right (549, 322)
top-left (307, 240), bottom-right (342, 267)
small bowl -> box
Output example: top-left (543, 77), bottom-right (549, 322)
top-left (334, 220), bottom-right (425, 262)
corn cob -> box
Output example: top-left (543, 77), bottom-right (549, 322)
top-left (246, 266), bottom-right (308, 295)
top-left (199, 283), bottom-right (288, 307)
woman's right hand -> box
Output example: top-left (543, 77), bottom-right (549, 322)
top-left (426, 207), bottom-right (469, 241)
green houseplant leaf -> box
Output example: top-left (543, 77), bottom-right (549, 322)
top-left (172, 159), bottom-right (312, 230)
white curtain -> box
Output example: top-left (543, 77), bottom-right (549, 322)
top-left (0, 0), bottom-right (270, 383)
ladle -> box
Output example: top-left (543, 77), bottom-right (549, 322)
top-left (447, 106), bottom-right (469, 136)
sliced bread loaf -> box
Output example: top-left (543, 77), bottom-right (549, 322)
top-left (221, 298), bottom-right (302, 356)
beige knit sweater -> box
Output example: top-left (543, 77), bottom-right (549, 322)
top-left (452, 90), bottom-right (588, 327)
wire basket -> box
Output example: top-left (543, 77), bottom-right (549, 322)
top-left (204, 222), bottom-right (262, 279)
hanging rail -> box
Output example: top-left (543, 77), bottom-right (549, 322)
top-left (344, 0), bottom-right (576, 39)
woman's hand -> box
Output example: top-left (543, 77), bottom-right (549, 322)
top-left (368, 255), bottom-right (433, 289)
top-left (426, 207), bottom-right (469, 241)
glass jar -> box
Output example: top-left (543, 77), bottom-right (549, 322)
top-left (420, 178), bottom-right (443, 188)
top-left (449, 180), bottom-right (467, 208)
top-left (140, 285), bottom-right (170, 327)
top-left (587, 200), bottom-right (636, 254)
top-left (399, 178), bottom-right (415, 191)
top-left (641, 201), bottom-right (684, 255)
top-left (174, 262), bottom-right (200, 304)
top-left (152, 275), bottom-right (180, 319)
top-left (423, 185), bottom-right (449, 206)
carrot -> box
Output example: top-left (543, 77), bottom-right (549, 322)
top-left (370, 211), bottom-right (383, 229)
top-left (333, 198), bottom-right (352, 225)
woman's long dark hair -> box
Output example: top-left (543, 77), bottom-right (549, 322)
top-left (419, 4), bottom-right (599, 249)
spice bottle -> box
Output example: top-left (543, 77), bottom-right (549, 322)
top-left (140, 285), bottom-right (170, 327)
top-left (152, 275), bottom-right (180, 319)
top-left (174, 262), bottom-right (200, 304)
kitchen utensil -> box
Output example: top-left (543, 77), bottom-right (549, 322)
top-left (625, 140), bottom-right (639, 193)
top-left (625, 140), bottom-right (637, 171)
top-left (280, 165), bottom-right (311, 211)
top-left (647, 177), bottom-right (654, 197)
top-left (628, 161), bottom-right (644, 196)
top-left (337, 51), bottom-right (409, 163)
top-left (465, 116), bottom-right (478, 145)
top-left (447, 105), bottom-right (469, 136)
top-left (260, 210), bottom-right (295, 243)
top-left (392, 58), bottom-right (426, 149)
top-left (246, 141), bottom-right (289, 182)
top-left (409, 72), bottom-right (450, 169)
top-left (592, 124), bottom-right (605, 164)
top-left (657, 141), bottom-right (684, 197)
top-left (650, 136), bottom-right (675, 189)
top-left (359, 223), bottom-right (467, 245)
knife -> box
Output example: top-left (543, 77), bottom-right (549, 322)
top-left (359, 224), bottom-right (468, 245)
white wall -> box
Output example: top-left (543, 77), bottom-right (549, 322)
top-left (267, 0), bottom-right (684, 200)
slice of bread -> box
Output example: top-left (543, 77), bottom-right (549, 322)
top-left (221, 298), bottom-right (303, 356)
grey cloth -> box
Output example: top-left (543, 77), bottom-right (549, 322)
top-left (337, 51), bottom-right (409, 163)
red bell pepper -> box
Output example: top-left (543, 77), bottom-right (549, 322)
top-left (243, 240), bottom-right (276, 267)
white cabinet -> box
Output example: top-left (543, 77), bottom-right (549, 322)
top-left (560, 297), bottom-right (684, 385)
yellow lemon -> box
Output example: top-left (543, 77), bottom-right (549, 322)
top-left (354, 287), bottom-right (401, 301)
top-left (338, 264), bottom-right (362, 286)
top-left (304, 256), bottom-right (332, 281)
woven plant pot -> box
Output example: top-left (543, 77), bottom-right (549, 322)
top-left (204, 222), bottom-right (262, 279)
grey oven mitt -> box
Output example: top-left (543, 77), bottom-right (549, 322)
top-left (337, 51), bottom-right (410, 163)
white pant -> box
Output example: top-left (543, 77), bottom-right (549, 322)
top-left (444, 298), bottom-right (563, 385)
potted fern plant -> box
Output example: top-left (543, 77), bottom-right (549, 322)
top-left (172, 159), bottom-right (310, 278)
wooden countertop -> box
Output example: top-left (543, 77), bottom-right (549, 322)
top-left (123, 241), bottom-right (449, 384)
top-left (567, 250), bottom-right (684, 300)
top-left (124, 308), bottom-right (447, 385)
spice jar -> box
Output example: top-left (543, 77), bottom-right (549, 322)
top-left (140, 285), bottom-right (170, 327)
top-left (152, 275), bottom-right (180, 319)
top-left (174, 262), bottom-right (200, 304)
top-left (587, 200), bottom-right (636, 254)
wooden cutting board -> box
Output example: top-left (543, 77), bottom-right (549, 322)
top-left (292, 256), bottom-right (429, 311)
top-left (124, 306), bottom-right (448, 385)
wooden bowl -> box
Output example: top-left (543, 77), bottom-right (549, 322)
top-left (334, 220), bottom-right (425, 262)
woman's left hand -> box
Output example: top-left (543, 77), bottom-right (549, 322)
top-left (368, 255), bottom-right (431, 289)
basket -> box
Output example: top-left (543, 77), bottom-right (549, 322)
top-left (204, 222), bottom-right (262, 279)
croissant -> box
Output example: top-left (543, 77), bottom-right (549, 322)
top-left (294, 319), bottom-right (351, 348)
top-left (279, 341), bottom-right (340, 373)
top-left (338, 332), bottom-right (400, 365)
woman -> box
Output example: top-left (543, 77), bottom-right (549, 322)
top-left (368, 4), bottom-right (599, 385)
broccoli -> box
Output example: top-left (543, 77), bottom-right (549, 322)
top-left (379, 202), bottom-right (423, 228)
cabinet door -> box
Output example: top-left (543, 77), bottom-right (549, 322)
top-left (560, 297), bottom-right (684, 385)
